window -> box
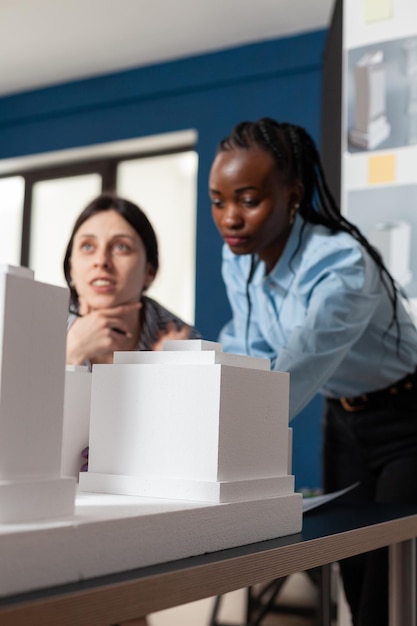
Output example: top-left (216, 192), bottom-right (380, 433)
top-left (0, 176), bottom-right (25, 266)
top-left (0, 130), bottom-right (198, 323)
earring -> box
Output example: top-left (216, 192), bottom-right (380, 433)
top-left (289, 203), bottom-right (299, 225)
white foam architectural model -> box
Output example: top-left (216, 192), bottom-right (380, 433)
top-left (369, 220), bottom-right (412, 287)
top-left (61, 365), bottom-right (91, 479)
top-left (406, 81), bottom-right (417, 145)
top-left (0, 302), bottom-right (301, 595)
top-left (349, 50), bottom-right (391, 150)
top-left (402, 38), bottom-right (417, 76)
top-left (79, 340), bottom-right (302, 537)
top-left (0, 265), bottom-right (76, 522)
top-left (403, 40), bottom-right (417, 145)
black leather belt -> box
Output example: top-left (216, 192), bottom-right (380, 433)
top-left (338, 367), bottom-right (417, 413)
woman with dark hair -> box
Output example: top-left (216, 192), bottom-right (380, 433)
top-left (209, 118), bottom-right (417, 626)
top-left (65, 192), bottom-right (200, 367)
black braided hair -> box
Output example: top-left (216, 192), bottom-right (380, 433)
top-left (217, 117), bottom-right (403, 341)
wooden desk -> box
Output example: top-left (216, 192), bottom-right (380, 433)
top-left (0, 502), bottom-right (415, 626)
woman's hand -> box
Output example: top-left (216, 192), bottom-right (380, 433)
top-left (66, 302), bottom-right (141, 364)
top-left (151, 321), bottom-right (192, 351)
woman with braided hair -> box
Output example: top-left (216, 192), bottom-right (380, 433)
top-left (209, 118), bottom-right (417, 626)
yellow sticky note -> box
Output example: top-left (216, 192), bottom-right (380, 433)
top-left (364, 0), bottom-right (393, 23)
top-left (368, 154), bottom-right (396, 184)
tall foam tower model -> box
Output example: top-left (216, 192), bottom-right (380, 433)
top-left (0, 265), bottom-right (76, 522)
top-left (80, 340), bottom-right (302, 537)
top-left (349, 50), bottom-right (391, 150)
top-left (369, 220), bottom-right (412, 287)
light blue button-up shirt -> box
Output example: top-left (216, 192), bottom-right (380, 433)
top-left (219, 214), bottom-right (417, 419)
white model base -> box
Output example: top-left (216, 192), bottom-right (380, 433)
top-left (0, 476), bottom-right (76, 523)
top-left (79, 472), bottom-right (294, 503)
top-left (349, 115), bottom-right (391, 150)
top-left (0, 489), bottom-right (302, 597)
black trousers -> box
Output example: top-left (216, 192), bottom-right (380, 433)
top-left (323, 391), bottom-right (417, 626)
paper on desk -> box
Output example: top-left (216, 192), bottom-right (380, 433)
top-left (302, 482), bottom-right (360, 513)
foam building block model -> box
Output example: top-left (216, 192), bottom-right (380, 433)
top-left (61, 365), bottom-right (91, 479)
top-left (402, 38), bottom-right (417, 76)
top-left (369, 220), bottom-right (412, 287)
top-left (0, 265), bottom-right (76, 522)
top-left (0, 336), bottom-right (301, 595)
top-left (80, 340), bottom-right (302, 537)
top-left (349, 50), bottom-right (391, 150)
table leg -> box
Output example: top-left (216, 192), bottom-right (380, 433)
top-left (389, 538), bottom-right (416, 626)
top-left (319, 564), bottom-right (333, 626)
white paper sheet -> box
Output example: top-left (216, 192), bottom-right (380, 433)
top-left (302, 482), bottom-right (360, 513)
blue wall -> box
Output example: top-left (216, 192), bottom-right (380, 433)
top-left (0, 29), bottom-right (328, 489)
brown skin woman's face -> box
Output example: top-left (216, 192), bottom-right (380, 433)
top-left (209, 147), bottom-right (302, 273)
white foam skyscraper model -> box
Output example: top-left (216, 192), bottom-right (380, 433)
top-left (0, 265), bottom-right (76, 522)
top-left (80, 340), bottom-right (302, 537)
top-left (349, 50), bottom-right (391, 150)
top-left (369, 220), bottom-right (412, 287)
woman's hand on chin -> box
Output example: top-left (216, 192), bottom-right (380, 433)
top-left (66, 302), bottom-right (141, 364)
